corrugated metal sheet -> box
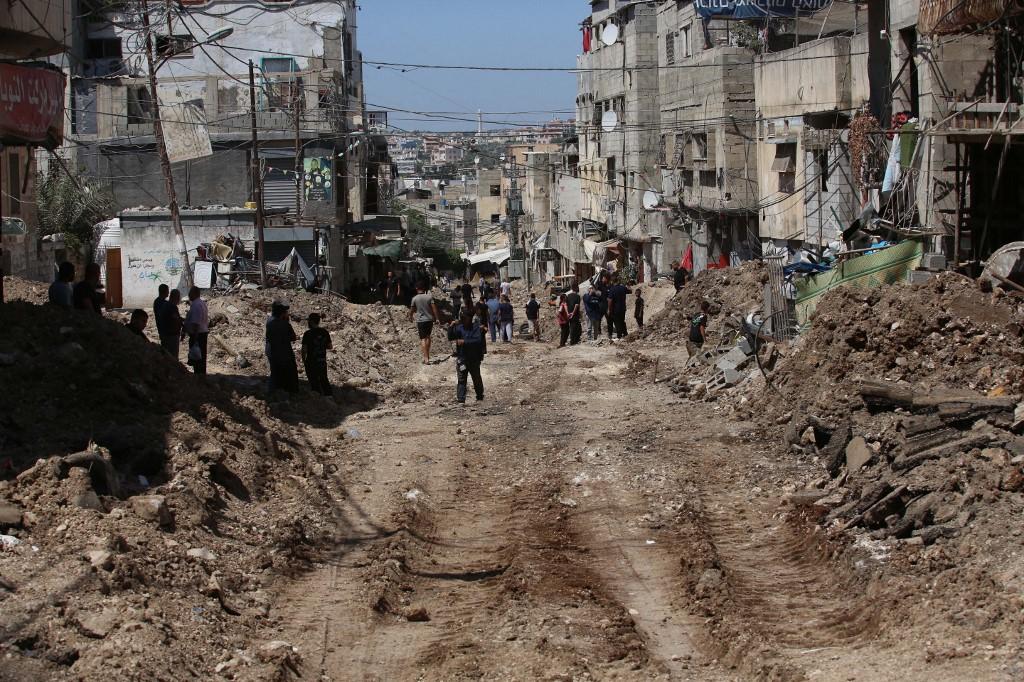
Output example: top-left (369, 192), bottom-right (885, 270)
top-left (265, 241), bottom-right (315, 265)
top-left (262, 156), bottom-right (300, 216)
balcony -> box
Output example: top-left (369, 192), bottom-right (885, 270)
top-left (0, 0), bottom-right (71, 59)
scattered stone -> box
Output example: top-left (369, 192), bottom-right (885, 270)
top-left (73, 491), bottom-right (104, 512)
top-left (86, 549), bottom-right (114, 571)
top-left (405, 607), bottom-right (430, 622)
top-left (77, 608), bottom-right (120, 639)
top-left (187, 547), bottom-right (217, 562)
top-left (131, 495), bottom-right (173, 528)
top-left (0, 503), bottom-right (23, 528)
top-left (845, 437), bottom-right (873, 472)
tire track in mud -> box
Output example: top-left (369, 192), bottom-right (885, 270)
top-left (268, 348), bottom-right (668, 680)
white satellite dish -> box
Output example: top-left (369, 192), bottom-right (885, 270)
top-left (642, 190), bottom-right (662, 210)
top-left (601, 110), bottom-right (618, 132)
top-left (602, 23), bottom-right (619, 46)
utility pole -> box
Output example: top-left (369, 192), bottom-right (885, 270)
top-left (248, 60), bottom-right (267, 286)
top-left (293, 82), bottom-right (302, 220)
top-left (141, 0), bottom-right (193, 288)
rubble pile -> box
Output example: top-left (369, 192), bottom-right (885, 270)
top-left (3, 275), bottom-right (50, 305)
top-left (638, 261), bottom-right (767, 343)
top-left (0, 302), bottom-right (349, 679)
top-left (204, 288), bottom-right (439, 398)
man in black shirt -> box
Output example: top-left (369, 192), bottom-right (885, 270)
top-left (607, 278), bottom-right (632, 339)
top-left (525, 293), bottom-right (541, 341)
top-left (461, 281), bottom-right (474, 307)
top-left (448, 308), bottom-right (487, 403)
top-left (301, 313), bottom-right (333, 396)
top-left (153, 284), bottom-right (169, 325)
top-left (125, 309), bottom-right (149, 337)
top-left (157, 289), bottom-right (184, 358)
top-left (672, 262), bottom-right (690, 292)
top-left (564, 283), bottom-right (583, 346)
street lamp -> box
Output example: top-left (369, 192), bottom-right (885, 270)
top-left (141, 0), bottom-right (233, 289)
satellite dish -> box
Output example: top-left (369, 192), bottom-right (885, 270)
top-left (602, 23), bottom-right (619, 46)
top-left (601, 110), bottom-right (618, 132)
top-left (642, 190), bottom-right (662, 210)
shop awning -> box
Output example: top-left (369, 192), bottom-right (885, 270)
top-left (532, 231), bottom-right (550, 250)
top-left (582, 238), bottom-right (621, 266)
top-left (465, 248), bottom-right (511, 266)
top-left (362, 240), bottom-right (403, 259)
top-left (919, 0), bottom-right (1023, 34)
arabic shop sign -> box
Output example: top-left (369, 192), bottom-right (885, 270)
top-left (0, 63), bottom-right (65, 147)
top-left (695, 0), bottom-right (832, 19)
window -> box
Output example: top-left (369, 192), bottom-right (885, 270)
top-left (772, 143), bottom-right (797, 194)
top-left (86, 38), bottom-right (122, 59)
top-left (7, 153), bottom-right (21, 217)
top-left (693, 133), bottom-right (708, 160)
top-left (489, 184), bottom-right (501, 197)
top-left (262, 58), bottom-right (297, 73)
top-left (428, 204), bottom-right (436, 211)
top-left (155, 35), bottom-right (194, 58)
top-left (490, 214), bottom-right (500, 224)
top-left (606, 156), bottom-right (616, 188)
top-left (665, 32), bottom-right (675, 66)
top-left (682, 25), bottom-right (692, 58)
top-left (681, 170), bottom-right (694, 187)
top-left (699, 170), bottom-right (716, 188)
top-left (675, 133), bottom-right (687, 165)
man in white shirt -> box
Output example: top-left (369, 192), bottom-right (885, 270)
top-left (499, 278), bottom-right (511, 298)
top-left (183, 286), bottom-right (210, 375)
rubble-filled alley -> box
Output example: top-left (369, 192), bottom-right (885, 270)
top-left (3, 268), bottom-right (1024, 681)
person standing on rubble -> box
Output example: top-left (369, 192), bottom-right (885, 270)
top-left (301, 313), bottom-right (333, 396)
top-left (687, 300), bottom-right (711, 358)
top-left (408, 281), bottom-right (440, 364)
top-left (583, 286), bottom-right (603, 341)
top-left (634, 289), bottom-right (646, 330)
top-left (672, 262), bottom-right (691, 292)
top-left (500, 277), bottom-right (511, 299)
top-left (447, 308), bottom-right (486, 403)
top-left (485, 291), bottom-right (500, 343)
top-left (153, 284), bottom-right (169, 320)
top-left (266, 300), bottom-right (298, 392)
top-left (525, 293), bottom-right (541, 341)
top-left (48, 261), bottom-right (74, 308)
top-left (461, 280), bottom-right (474, 308)
top-left (158, 289), bottom-right (184, 358)
top-left (183, 286), bottom-right (209, 375)
top-left (383, 271), bottom-right (399, 305)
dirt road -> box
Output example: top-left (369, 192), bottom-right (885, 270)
top-left (263, 340), bottom-right (1008, 681)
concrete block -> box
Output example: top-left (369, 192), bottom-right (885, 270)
top-left (920, 253), bottom-right (947, 271)
top-left (907, 270), bottom-right (934, 285)
top-left (738, 337), bottom-right (754, 355)
top-left (716, 346), bottom-right (751, 372)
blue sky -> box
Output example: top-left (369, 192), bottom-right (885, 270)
top-left (355, 0), bottom-right (584, 132)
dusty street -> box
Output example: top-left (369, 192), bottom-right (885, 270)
top-left (258, 338), bottom-right (1010, 682)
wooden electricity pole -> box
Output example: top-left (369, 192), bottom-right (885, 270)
top-left (141, 0), bottom-right (193, 288)
top-left (248, 60), bottom-right (267, 286)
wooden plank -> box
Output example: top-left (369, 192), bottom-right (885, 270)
top-left (105, 247), bottom-right (123, 309)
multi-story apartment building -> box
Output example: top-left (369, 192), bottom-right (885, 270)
top-left (576, 0), bottom-right (666, 281)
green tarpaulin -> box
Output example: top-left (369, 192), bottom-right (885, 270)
top-left (794, 239), bottom-right (925, 329)
top-left (362, 241), bottom-right (403, 259)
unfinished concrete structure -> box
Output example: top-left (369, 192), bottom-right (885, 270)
top-left (577, 0), bottom-right (666, 280)
top-left (656, 0), bottom-right (758, 270)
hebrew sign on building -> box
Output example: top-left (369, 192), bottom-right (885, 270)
top-left (695, 0), bottom-right (832, 18)
top-left (157, 84), bottom-right (213, 164)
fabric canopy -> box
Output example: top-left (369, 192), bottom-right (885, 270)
top-left (532, 231), bottom-right (549, 250)
top-left (362, 240), bottom-right (403, 259)
top-left (465, 248), bottom-right (511, 266)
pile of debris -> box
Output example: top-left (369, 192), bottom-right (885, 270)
top-left (639, 261), bottom-right (767, 344)
top-left (201, 288), bottom-right (440, 398)
top-left (0, 301), bottom-right (350, 679)
top-left (2, 276), bottom-right (49, 305)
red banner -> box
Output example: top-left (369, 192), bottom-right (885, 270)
top-left (0, 63), bottom-right (65, 147)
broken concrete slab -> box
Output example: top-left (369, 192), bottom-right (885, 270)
top-left (86, 549), bottom-right (114, 571)
top-left (0, 503), bottom-right (23, 529)
top-left (77, 608), bottom-right (120, 639)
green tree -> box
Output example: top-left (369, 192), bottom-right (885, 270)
top-left (36, 165), bottom-right (114, 257)
top-left (400, 206), bottom-right (451, 256)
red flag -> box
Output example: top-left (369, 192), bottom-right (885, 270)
top-left (583, 27), bottom-right (592, 53)
top-left (681, 243), bottom-right (693, 272)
